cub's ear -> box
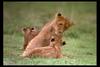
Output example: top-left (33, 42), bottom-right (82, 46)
top-left (23, 28), bottom-right (27, 31)
top-left (62, 41), bottom-right (66, 46)
top-left (30, 27), bottom-right (35, 32)
top-left (51, 38), bottom-right (55, 42)
top-left (31, 27), bottom-right (34, 30)
top-left (56, 12), bottom-right (62, 17)
top-left (57, 13), bottom-right (62, 16)
top-left (21, 27), bottom-right (27, 33)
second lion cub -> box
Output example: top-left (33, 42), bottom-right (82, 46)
top-left (21, 32), bottom-right (63, 58)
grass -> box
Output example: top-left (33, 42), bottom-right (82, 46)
top-left (3, 2), bottom-right (96, 65)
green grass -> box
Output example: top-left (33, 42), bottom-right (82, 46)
top-left (3, 2), bottom-right (96, 65)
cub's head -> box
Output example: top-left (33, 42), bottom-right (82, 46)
top-left (22, 27), bottom-right (34, 35)
top-left (49, 32), bottom-right (62, 47)
top-left (53, 12), bottom-right (74, 33)
top-left (22, 27), bottom-right (39, 42)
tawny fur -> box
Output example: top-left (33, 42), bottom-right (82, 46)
top-left (22, 27), bottom-right (39, 50)
top-left (22, 13), bottom-right (74, 57)
top-left (21, 33), bottom-right (63, 58)
top-left (22, 27), bottom-right (66, 50)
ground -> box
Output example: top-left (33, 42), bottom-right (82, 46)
top-left (3, 2), bottom-right (96, 65)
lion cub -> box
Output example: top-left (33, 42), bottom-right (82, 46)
top-left (21, 32), bottom-right (63, 58)
top-left (21, 13), bottom-right (72, 57)
top-left (22, 27), bottom-right (39, 50)
top-left (22, 27), bottom-right (66, 50)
